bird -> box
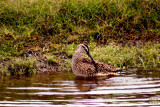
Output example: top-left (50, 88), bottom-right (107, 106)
top-left (71, 44), bottom-right (122, 77)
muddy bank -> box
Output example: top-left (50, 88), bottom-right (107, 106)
top-left (22, 49), bottom-right (60, 72)
top-left (0, 49), bottom-right (70, 76)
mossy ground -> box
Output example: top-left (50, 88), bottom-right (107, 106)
top-left (0, 0), bottom-right (160, 75)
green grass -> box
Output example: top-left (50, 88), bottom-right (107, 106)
top-left (0, 0), bottom-right (160, 75)
top-left (65, 42), bottom-right (160, 69)
top-left (46, 55), bottom-right (59, 65)
top-left (7, 58), bottom-right (37, 75)
top-left (0, 0), bottom-right (159, 45)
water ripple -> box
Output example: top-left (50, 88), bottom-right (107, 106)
top-left (1, 70), bottom-right (160, 106)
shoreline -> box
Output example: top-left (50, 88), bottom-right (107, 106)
top-left (0, 42), bottom-right (160, 76)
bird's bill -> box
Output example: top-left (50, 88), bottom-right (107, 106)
top-left (87, 53), bottom-right (97, 72)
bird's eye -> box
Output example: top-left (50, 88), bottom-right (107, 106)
top-left (82, 46), bottom-right (88, 52)
top-left (84, 45), bottom-right (89, 52)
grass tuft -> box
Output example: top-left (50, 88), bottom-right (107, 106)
top-left (46, 55), bottom-right (58, 65)
top-left (8, 58), bottom-right (37, 75)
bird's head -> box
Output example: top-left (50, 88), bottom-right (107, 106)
top-left (75, 44), bottom-right (89, 55)
top-left (75, 44), bottom-right (97, 72)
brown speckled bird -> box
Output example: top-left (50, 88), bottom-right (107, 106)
top-left (71, 44), bottom-right (121, 77)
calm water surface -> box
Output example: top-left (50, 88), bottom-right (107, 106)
top-left (0, 68), bottom-right (160, 106)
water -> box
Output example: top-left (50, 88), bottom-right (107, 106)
top-left (0, 68), bottom-right (160, 106)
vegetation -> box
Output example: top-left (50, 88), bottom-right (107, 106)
top-left (65, 42), bottom-right (160, 69)
top-left (0, 0), bottom-right (160, 75)
top-left (8, 58), bottom-right (37, 75)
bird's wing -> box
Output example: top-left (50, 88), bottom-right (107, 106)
top-left (80, 57), bottom-right (121, 72)
top-left (95, 61), bottom-right (121, 72)
top-left (76, 60), bottom-right (97, 76)
top-left (81, 57), bottom-right (93, 64)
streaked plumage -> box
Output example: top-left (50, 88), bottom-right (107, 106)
top-left (71, 44), bottom-right (121, 77)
